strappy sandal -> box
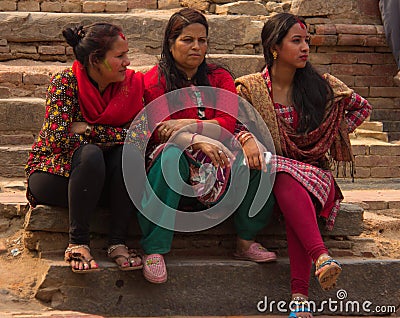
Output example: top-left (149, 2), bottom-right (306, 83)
top-left (64, 244), bottom-right (100, 273)
top-left (288, 297), bottom-right (312, 318)
top-left (107, 244), bottom-right (143, 271)
top-left (315, 255), bottom-right (342, 291)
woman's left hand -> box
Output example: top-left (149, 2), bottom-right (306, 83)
top-left (71, 122), bottom-right (88, 134)
top-left (242, 137), bottom-right (267, 172)
top-left (157, 119), bottom-right (196, 143)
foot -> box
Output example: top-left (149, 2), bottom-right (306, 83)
top-left (234, 240), bottom-right (277, 263)
top-left (315, 254), bottom-right (342, 291)
top-left (142, 254), bottom-right (167, 284)
top-left (394, 70), bottom-right (400, 86)
top-left (64, 244), bottom-right (100, 273)
top-left (107, 244), bottom-right (142, 271)
top-left (289, 294), bottom-right (313, 318)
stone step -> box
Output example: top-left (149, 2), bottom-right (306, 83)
top-left (0, 11), bottom-right (263, 58)
top-left (22, 203), bottom-right (363, 256)
top-left (0, 54), bottom-right (264, 99)
top-left (350, 129), bottom-right (388, 142)
top-left (358, 121), bottom-right (384, 132)
top-left (33, 255), bottom-right (400, 316)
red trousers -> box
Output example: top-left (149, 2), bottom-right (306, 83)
top-left (273, 172), bottom-right (335, 296)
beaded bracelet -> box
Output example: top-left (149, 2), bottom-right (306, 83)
top-left (190, 133), bottom-right (199, 144)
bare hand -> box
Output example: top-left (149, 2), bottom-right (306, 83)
top-left (157, 119), bottom-right (196, 143)
top-left (242, 137), bottom-right (267, 172)
top-left (71, 122), bottom-right (88, 134)
top-left (191, 134), bottom-right (235, 168)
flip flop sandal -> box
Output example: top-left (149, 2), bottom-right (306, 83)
top-left (107, 244), bottom-right (143, 271)
top-left (315, 256), bottom-right (342, 291)
top-left (288, 297), bottom-right (312, 318)
top-left (64, 245), bottom-right (100, 273)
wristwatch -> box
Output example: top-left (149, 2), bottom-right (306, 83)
top-left (84, 124), bottom-right (93, 137)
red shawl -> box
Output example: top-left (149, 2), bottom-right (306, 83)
top-left (72, 60), bottom-right (144, 126)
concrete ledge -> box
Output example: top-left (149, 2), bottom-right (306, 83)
top-left (35, 257), bottom-right (400, 316)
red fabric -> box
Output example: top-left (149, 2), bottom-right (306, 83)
top-left (143, 65), bottom-right (237, 135)
top-left (273, 172), bottom-right (330, 296)
top-left (72, 60), bottom-right (144, 126)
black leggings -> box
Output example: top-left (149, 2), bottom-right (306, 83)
top-left (28, 144), bottom-right (145, 246)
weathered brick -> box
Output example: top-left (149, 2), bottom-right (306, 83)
top-left (315, 24), bottom-right (337, 35)
top-left (310, 35), bottom-right (337, 46)
top-left (158, 0), bottom-right (180, 9)
top-left (10, 44), bottom-right (37, 54)
top-left (0, 39), bottom-right (7, 46)
top-left (333, 75), bottom-right (354, 87)
top-left (23, 73), bottom-right (51, 85)
top-left (41, 1), bottom-right (62, 12)
top-left (331, 64), bottom-right (371, 76)
top-left (61, 2), bottom-right (82, 12)
top-left (363, 201), bottom-right (389, 210)
top-left (38, 45), bottom-right (65, 55)
top-left (0, 86), bottom-right (11, 98)
top-left (372, 64), bottom-right (398, 76)
top-left (127, 0), bottom-right (156, 9)
top-left (0, 1), bottom-right (16, 11)
top-left (355, 76), bottom-right (393, 87)
top-left (370, 166), bottom-right (400, 178)
top-left (355, 155), bottom-right (399, 167)
top-left (105, 1), bottom-right (127, 12)
top-left (353, 87), bottom-right (369, 96)
top-left (357, 0), bottom-right (380, 17)
top-left (0, 46), bottom-right (10, 53)
top-left (82, 1), bottom-right (106, 12)
top-left (370, 87), bottom-right (400, 98)
top-left (367, 98), bottom-right (397, 109)
top-left (389, 201), bottom-right (400, 209)
top-left (336, 24), bottom-right (377, 35)
top-left (17, 0), bottom-right (40, 11)
top-left (353, 166), bottom-right (371, 178)
top-left (0, 72), bottom-right (22, 84)
top-left (351, 144), bottom-right (369, 155)
top-left (366, 35), bottom-right (387, 47)
top-left (370, 144), bottom-right (400, 156)
top-left (338, 34), bottom-right (369, 46)
top-left (331, 53), bottom-right (358, 64)
top-left (309, 53), bottom-right (332, 64)
top-left (356, 53), bottom-right (387, 64)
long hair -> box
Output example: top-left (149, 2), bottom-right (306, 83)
top-left (261, 13), bottom-right (334, 133)
top-left (159, 8), bottom-right (214, 92)
top-left (63, 22), bottom-right (123, 68)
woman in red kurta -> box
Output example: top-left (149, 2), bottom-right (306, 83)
top-left (139, 8), bottom-right (277, 284)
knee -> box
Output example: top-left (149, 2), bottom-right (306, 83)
top-left (160, 146), bottom-right (190, 176)
top-left (72, 144), bottom-right (105, 173)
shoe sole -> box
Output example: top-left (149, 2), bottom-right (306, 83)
top-left (318, 264), bottom-right (342, 291)
top-left (143, 271), bottom-right (167, 284)
top-left (233, 254), bottom-right (277, 263)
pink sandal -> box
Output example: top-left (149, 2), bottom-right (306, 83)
top-left (234, 242), bottom-right (277, 263)
top-left (143, 254), bottom-right (167, 284)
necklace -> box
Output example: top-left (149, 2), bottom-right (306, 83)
top-left (187, 77), bottom-right (191, 81)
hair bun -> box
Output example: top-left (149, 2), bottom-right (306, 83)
top-left (62, 25), bottom-right (85, 48)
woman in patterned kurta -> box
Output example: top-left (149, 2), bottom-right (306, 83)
top-left (25, 23), bottom-right (145, 273)
top-left (235, 13), bottom-right (372, 318)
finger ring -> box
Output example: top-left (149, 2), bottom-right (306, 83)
top-left (218, 150), bottom-right (223, 154)
top-left (163, 128), bottom-right (168, 132)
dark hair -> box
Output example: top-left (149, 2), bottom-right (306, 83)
top-left (63, 22), bottom-right (123, 67)
top-left (261, 13), bottom-right (333, 133)
top-left (159, 8), bottom-right (213, 92)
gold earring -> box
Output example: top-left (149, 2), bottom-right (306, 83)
top-left (272, 51), bottom-right (278, 60)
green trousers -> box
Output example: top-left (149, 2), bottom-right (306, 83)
top-left (138, 145), bottom-right (275, 254)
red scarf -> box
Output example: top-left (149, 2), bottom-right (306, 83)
top-left (72, 60), bottom-right (144, 126)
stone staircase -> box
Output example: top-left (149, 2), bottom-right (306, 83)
top-left (0, 0), bottom-right (400, 316)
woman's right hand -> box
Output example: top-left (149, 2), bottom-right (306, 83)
top-left (242, 137), bottom-right (267, 172)
top-left (70, 122), bottom-right (88, 134)
top-left (191, 134), bottom-right (235, 168)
